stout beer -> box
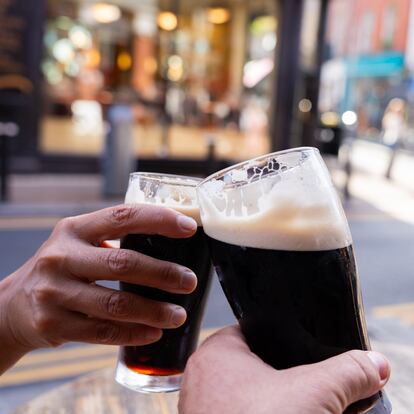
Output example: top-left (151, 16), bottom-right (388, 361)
top-left (115, 173), bottom-right (213, 393)
top-left (198, 148), bottom-right (392, 413)
top-left (120, 226), bottom-right (212, 376)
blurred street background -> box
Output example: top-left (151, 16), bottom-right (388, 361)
top-left (0, 0), bottom-right (414, 413)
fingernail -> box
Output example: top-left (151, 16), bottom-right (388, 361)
top-left (171, 306), bottom-right (187, 327)
top-left (177, 215), bottom-right (197, 232)
top-left (367, 352), bottom-right (389, 381)
top-left (180, 269), bottom-right (197, 291)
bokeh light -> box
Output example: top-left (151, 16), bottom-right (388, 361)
top-left (90, 3), bottom-right (121, 24)
top-left (342, 110), bottom-right (358, 126)
top-left (157, 12), bottom-right (178, 31)
top-left (52, 39), bottom-right (75, 64)
top-left (207, 8), bottom-right (231, 25)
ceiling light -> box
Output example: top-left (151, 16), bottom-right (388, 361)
top-left (207, 8), bottom-right (231, 25)
top-left (91, 3), bottom-right (121, 24)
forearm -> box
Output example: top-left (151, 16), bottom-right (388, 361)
top-left (0, 276), bottom-right (32, 375)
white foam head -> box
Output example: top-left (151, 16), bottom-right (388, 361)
top-left (125, 173), bottom-right (202, 225)
top-left (198, 148), bottom-right (352, 251)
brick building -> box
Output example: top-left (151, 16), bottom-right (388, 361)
top-left (322, 0), bottom-right (414, 138)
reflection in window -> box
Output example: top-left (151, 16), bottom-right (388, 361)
top-left (358, 11), bottom-right (375, 54)
top-left (381, 5), bottom-right (397, 50)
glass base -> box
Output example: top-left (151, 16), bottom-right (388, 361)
top-left (115, 361), bottom-right (182, 394)
top-left (366, 391), bottom-right (392, 414)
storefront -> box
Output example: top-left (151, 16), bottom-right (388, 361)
top-left (38, 0), bottom-right (279, 164)
top-left (1, 0), bottom-right (328, 173)
top-left (321, 51), bottom-right (407, 140)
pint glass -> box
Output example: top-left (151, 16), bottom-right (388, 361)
top-left (115, 173), bottom-right (213, 393)
top-left (197, 148), bottom-right (391, 413)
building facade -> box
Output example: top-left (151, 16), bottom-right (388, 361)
top-left (322, 0), bottom-right (414, 143)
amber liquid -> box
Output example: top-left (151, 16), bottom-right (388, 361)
top-left (120, 228), bottom-right (213, 376)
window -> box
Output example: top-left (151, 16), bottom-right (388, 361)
top-left (357, 11), bottom-right (375, 54)
top-left (381, 5), bottom-right (397, 50)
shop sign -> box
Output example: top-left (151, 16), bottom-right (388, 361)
top-left (347, 52), bottom-right (404, 78)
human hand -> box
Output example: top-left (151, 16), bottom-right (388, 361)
top-left (0, 205), bottom-right (198, 373)
top-left (179, 326), bottom-right (391, 414)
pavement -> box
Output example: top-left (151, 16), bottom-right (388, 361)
top-left (0, 144), bottom-right (414, 413)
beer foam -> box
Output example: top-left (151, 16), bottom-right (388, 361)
top-left (125, 175), bottom-right (202, 225)
top-left (198, 150), bottom-right (352, 251)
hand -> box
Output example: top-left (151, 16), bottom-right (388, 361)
top-left (0, 205), bottom-right (198, 374)
top-left (179, 327), bottom-right (391, 414)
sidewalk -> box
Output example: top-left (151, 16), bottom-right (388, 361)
top-left (0, 174), bottom-right (121, 218)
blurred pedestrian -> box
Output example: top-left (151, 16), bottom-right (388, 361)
top-left (382, 98), bottom-right (407, 179)
top-left (382, 98), bottom-right (406, 148)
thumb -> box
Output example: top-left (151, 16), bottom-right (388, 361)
top-left (298, 350), bottom-right (390, 413)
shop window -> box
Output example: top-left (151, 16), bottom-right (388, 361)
top-left (381, 5), bottom-right (397, 50)
top-left (357, 10), bottom-right (375, 54)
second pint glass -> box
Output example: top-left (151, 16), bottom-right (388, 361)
top-left (197, 148), bottom-right (391, 413)
top-left (115, 173), bottom-right (213, 393)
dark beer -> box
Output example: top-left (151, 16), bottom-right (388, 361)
top-left (198, 148), bottom-right (391, 413)
top-left (208, 241), bottom-right (367, 368)
top-left (115, 172), bottom-right (213, 393)
top-left (208, 239), bottom-right (390, 412)
top-left (120, 227), bottom-right (213, 376)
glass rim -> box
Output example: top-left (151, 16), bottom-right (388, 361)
top-left (129, 172), bottom-right (202, 187)
top-left (199, 147), bottom-right (320, 187)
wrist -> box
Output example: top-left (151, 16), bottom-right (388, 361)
top-left (0, 276), bottom-right (33, 372)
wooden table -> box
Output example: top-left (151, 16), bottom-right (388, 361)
top-left (12, 337), bottom-right (414, 414)
top-left (13, 367), bottom-right (180, 414)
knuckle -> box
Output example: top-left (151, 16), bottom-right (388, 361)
top-left (159, 264), bottom-right (180, 287)
top-left (31, 281), bottom-right (58, 304)
top-left (33, 309), bottom-right (58, 335)
top-left (109, 206), bottom-right (135, 226)
top-left (152, 304), bottom-right (170, 325)
top-left (96, 322), bottom-right (123, 344)
top-left (150, 209), bottom-right (167, 227)
top-left (345, 351), bottom-right (379, 390)
top-left (107, 249), bottom-right (132, 274)
top-left (54, 217), bottom-right (77, 234)
top-left (34, 248), bottom-right (67, 275)
top-left (104, 291), bottom-right (132, 318)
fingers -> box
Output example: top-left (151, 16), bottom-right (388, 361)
top-left (324, 351), bottom-right (390, 403)
top-left (292, 350), bottom-right (391, 412)
top-left (47, 310), bottom-right (163, 346)
top-left (68, 245), bottom-right (197, 294)
top-left (59, 282), bottom-right (187, 329)
top-left (60, 204), bottom-right (197, 243)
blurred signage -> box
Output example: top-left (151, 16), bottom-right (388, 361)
top-left (0, 0), bottom-right (35, 92)
top-left (0, 0), bottom-right (45, 156)
top-left (347, 52), bottom-right (404, 78)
